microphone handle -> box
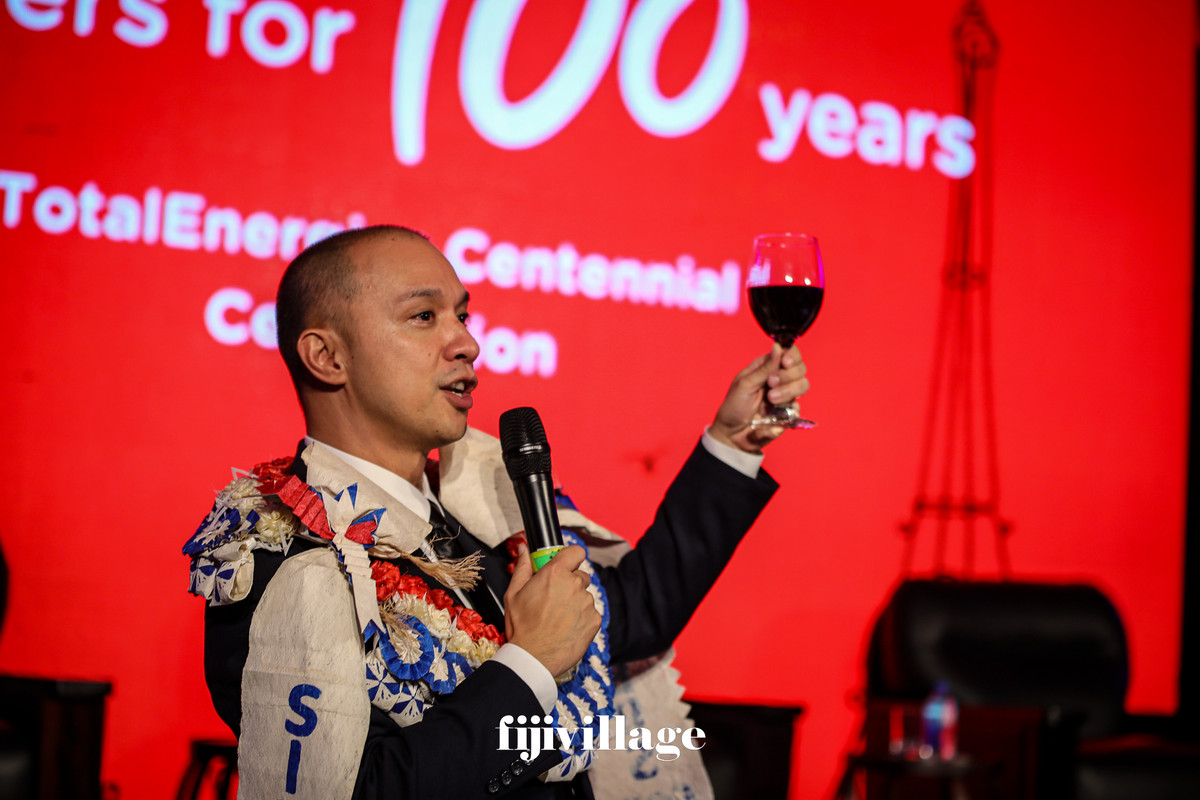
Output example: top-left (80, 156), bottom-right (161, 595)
top-left (511, 472), bottom-right (564, 571)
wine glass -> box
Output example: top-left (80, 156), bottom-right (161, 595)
top-left (746, 233), bottom-right (824, 430)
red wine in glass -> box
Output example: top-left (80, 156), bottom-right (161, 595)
top-left (746, 233), bottom-right (824, 429)
top-left (748, 285), bottom-right (824, 346)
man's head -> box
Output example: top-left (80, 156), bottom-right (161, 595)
top-left (276, 226), bottom-right (384, 391)
top-left (276, 225), bottom-right (480, 478)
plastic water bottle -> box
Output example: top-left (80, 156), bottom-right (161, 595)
top-left (919, 681), bottom-right (959, 759)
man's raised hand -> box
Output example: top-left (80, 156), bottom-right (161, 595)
top-left (709, 343), bottom-right (810, 453)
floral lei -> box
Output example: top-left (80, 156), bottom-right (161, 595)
top-left (185, 455), bottom-right (615, 774)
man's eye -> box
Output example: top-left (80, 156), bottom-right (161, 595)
top-left (415, 311), bottom-right (433, 322)
top-left (458, 312), bottom-right (470, 323)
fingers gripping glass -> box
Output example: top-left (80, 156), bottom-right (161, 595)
top-left (746, 233), bottom-right (824, 430)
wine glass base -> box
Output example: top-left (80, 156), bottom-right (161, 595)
top-left (749, 417), bottom-right (817, 431)
top-left (750, 407), bottom-right (817, 431)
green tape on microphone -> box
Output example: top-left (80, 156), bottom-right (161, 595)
top-left (531, 545), bottom-right (564, 572)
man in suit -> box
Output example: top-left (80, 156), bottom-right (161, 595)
top-left (192, 224), bottom-right (809, 798)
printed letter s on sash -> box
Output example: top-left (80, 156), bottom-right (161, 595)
top-left (286, 684), bottom-right (322, 736)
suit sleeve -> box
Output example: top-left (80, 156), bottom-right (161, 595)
top-left (596, 441), bottom-right (778, 662)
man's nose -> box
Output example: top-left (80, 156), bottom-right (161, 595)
top-left (450, 320), bottom-right (480, 362)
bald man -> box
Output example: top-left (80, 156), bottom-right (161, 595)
top-left (187, 225), bottom-right (808, 799)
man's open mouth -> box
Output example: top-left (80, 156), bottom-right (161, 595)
top-left (441, 376), bottom-right (477, 398)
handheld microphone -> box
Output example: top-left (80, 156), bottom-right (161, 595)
top-left (499, 407), bottom-right (564, 571)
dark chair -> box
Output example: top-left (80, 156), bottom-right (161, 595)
top-left (176, 740), bottom-right (238, 800)
top-left (0, 676), bottom-right (112, 800)
top-left (0, 539), bottom-right (114, 800)
top-left (851, 578), bottom-right (1200, 800)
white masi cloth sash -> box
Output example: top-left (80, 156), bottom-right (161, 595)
top-left (238, 547), bottom-right (369, 799)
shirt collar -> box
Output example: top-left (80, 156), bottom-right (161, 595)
top-left (304, 436), bottom-right (434, 523)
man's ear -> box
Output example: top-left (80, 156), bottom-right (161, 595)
top-left (297, 328), bottom-right (348, 386)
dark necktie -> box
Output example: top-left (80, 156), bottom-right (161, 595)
top-left (427, 502), bottom-right (505, 628)
top-left (426, 501), bottom-right (466, 561)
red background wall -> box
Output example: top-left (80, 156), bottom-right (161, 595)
top-left (0, 1), bottom-right (1193, 798)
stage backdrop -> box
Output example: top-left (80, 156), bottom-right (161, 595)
top-left (1, 1), bottom-right (1193, 797)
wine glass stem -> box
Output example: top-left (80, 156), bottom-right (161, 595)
top-left (756, 336), bottom-right (816, 429)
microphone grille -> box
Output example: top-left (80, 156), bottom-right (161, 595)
top-left (499, 407), bottom-right (552, 478)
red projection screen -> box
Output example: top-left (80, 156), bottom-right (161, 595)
top-left (0, 1), bottom-right (1193, 798)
